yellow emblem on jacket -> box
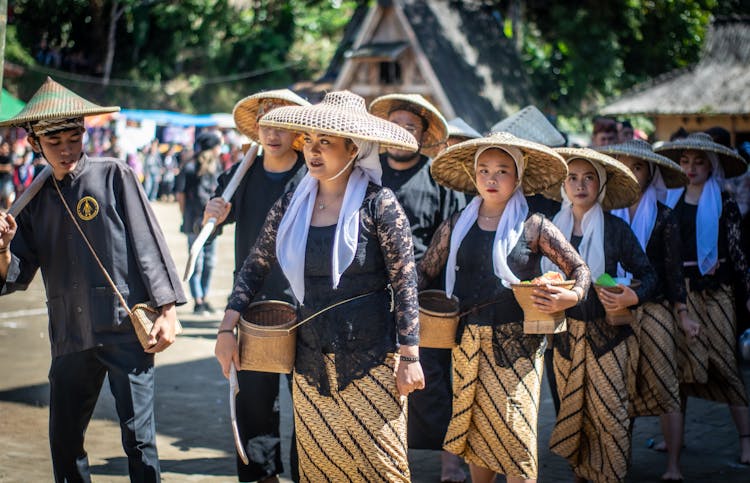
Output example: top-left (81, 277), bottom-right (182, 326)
top-left (76, 196), bottom-right (99, 221)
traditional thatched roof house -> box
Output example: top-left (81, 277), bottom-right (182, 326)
top-left (300, 0), bottom-right (532, 133)
top-left (600, 16), bottom-right (750, 145)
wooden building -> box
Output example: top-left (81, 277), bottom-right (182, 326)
top-left (300, 0), bottom-right (532, 133)
top-left (601, 16), bottom-right (750, 145)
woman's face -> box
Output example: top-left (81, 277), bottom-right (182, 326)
top-left (302, 132), bottom-right (358, 181)
top-left (564, 158), bottom-right (600, 210)
top-left (475, 148), bottom-right (518, 204)
top-left (679, 149), bottom-right (712, 186)
top-left (618, 155), bottom-right (651, 192)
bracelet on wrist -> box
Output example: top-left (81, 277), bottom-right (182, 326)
top-left (0, 246), bottom-right (8, 253)
top-left (677, 308), bottom-right (688, 314)
top-left (399, 355), bottom-right (420, 362)
top-left (217, 328), bottom-right (235, 335)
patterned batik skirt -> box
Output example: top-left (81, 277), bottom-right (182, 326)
top-left (550, 317), bottom-right (637, 483)
top-left (292, 353), bottom-right (410, 483)
top-left (443, 323), bottom-right (544, 479)
top-left (677, 282), bottom-right (749, 405)
top-left (629, 300), bottom-right (681, 416)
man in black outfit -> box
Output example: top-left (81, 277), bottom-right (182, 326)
top-left (0, 77), bottom-right (186, 483)
top-left (206, 90), bottom-right (309, 483)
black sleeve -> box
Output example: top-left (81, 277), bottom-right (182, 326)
top-left (659, 206), bottom-right (688, 304)
top-left (617, 218), bottom-right (658, 305)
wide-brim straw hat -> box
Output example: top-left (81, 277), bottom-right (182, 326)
top-left (259, 90), bottom-right (418, 151)
top-left (233, 89), bottom-right (310, 151)
top-left (596, 139), bottom-right (688, 189)
top-left (0, 76), bottom-right (119, 128)
top-left (369, 93), bottom-right (448, 157)
top-left (654, 132), bottom-right (747, 179)
top-left (447, 117), bottom-right (482, 140)
top-left (430, 131), bottom-right (567, 195)
top-left (491, 105), bottom-right (566, 147)
top-left (545, 147), bottom-right (640, 210)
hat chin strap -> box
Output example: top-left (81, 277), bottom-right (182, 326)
top-left (326, 156), bottom-right (357, 182)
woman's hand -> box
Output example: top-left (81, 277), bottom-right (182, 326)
top-left (679, 314), bottom-right (700, 339)
top-left (215, 309), bottom-right (241, 378)
top-left (396, 346), bottom-right (425, 397)
top-left (598, 284), bottom-right (638, 311)
top-left (531, 284), bottom-right (579, 313)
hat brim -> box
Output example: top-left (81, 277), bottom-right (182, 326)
top-left (259, 103), bottom-right (418, 151)
top-left (544, 148), bottom-right (641, 211)
top-left (430, 132), bottom-right (568, 195)
top-left (596, 143), bottom-right (688, 189)
top-left (232, 90), bottom-right (310, 151)
top-left (655, 139), bottom-right (747, 179)
top-left (369, 95), bottom-right (448, 158)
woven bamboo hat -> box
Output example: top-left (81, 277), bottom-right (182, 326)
top-left (368, 93), bottom-right (448, 157)
top-left (232, 89), bottom-right (310, 150)
top-left (259, 90), bottom-right (418, 151)
top-left (596, 139), bottom-right (688, 188)
top-left (0, 77), bottom-right (119, 131)
top-left (546, 147), bottom-right (640, 210)
top-left (491, 105), bottom-right (566, 147)
top-left (430, 131), bottom-right (567, 195)
top-left (654, 132), bottom-right (747, 179)
top-left (447, 117), bottom-right (482, 141)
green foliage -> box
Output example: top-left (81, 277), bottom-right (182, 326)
top-left (3, 25), bottom-right (35, 65)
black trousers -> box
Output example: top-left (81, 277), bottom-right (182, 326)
top-left (235, 370), bottom-right (297, 482)
top-left (407, 347), bottom-right (452, 450)
top-left (48, 342), bottom-right (159, 483)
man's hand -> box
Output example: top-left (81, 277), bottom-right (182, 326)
top-left (145, 303), bottom-right (177, 353)
top-left (215, 309), bottom-right (241, 378)
top-left (0, 212), bottom-right (17, 251)
top-left (203, 198), bottom-right (231, 226)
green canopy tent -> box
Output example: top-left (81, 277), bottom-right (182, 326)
top-left (1, 88), bottom-right (26, 120)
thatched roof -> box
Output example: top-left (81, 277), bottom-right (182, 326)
top-left (397, 0), bottom-right (531, 132)
top-left (601, 16), bottom-right (750, 116)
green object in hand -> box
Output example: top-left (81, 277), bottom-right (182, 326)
top-left (596, 273), bottom-right (617, 287)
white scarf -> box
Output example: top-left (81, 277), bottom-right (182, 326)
top-left (542, 159), bottom-right (608, 280)
top-left (611, 165), bottom-right (664, 278)
top-left (445, 146), bottom-right (528, 296)
top-left (275, 140), bottom-right (381, 304)
top-left (664, 153), bottom-right (723, 274)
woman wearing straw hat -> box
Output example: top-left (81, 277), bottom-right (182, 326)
top-left (420, 132), bottom-right (590, 483)
top-left (0, 77), bottom-right (186, 482)
top-left (214, 91), bottom-right (425, 481)
top-left (208, 89), bottom-right (308, 483)
top-left (655, 132), bottom-right (750, 465)
top-left (542, 148), bottom-right (657, 483)
top-left (597, 139), bottom-right (697, 480)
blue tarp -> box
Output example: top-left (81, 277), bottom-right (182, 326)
top-left (119, 109), bottom-right (227, 127)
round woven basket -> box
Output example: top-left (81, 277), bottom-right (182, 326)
top-left (593, 279), bottom-right (641, 326)
top-left (418, 290), bottom-right (460, 348)
top-left (239, 300), bottom-right (298, 373)
top-left (511, 280), bottom-right (575, 334)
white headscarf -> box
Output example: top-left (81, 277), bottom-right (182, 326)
top-left (542, 158), bottom-right (608, 280)
top-left (445, 146), bottom-right (528, 296)
top-left (275, 139), bottom-right (381, 304)
top-left (611, 164), bottom-right (665, 278)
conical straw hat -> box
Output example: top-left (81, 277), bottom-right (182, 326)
top-left (544, 147), bottom-right (640, 211)
top-left (232, 89), bottom-right (310, 151)
top-left (369, 93), bottom-right (448, 157)
top-left (447, 117), bottom-right (482, 140)
top-left (654, 132), bottom-right (747, 179)
top-left (491, 105), bottom-right (565, 147)
top-left (596, 139), bottom-right (688, 189)
top-left (259, 90), bottom-right (418, 151)
top-left (430, 131), bottom-right (567, 195)
top-left (0, 77), bottom-right (119, 129)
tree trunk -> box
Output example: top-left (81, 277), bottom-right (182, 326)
top-left (102, 0), bottom-right (124, 86)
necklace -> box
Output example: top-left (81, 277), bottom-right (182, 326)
top-left (479, 213), bottom-right (502, 220)
top-left (318, 200), bottom-right (326, 211)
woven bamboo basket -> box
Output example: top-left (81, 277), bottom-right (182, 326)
top-left (239, 300), bottom-right (298, 373)
top-left (418, 290), bottom-right (460, 348)
top-left (511, 280), bottom-right (575, 334)
top-left (593, 279), bottom-right (641, 326)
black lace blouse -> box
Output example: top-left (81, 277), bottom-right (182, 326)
top-left (227, 183), bottom-right (419, 395)
top-left (672, 191), bottom-right (750, 294)
top-left (644, 202), bottom-right (688, 305)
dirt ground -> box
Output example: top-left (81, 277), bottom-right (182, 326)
top-left (1, 200), bottom-right (749, 482)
